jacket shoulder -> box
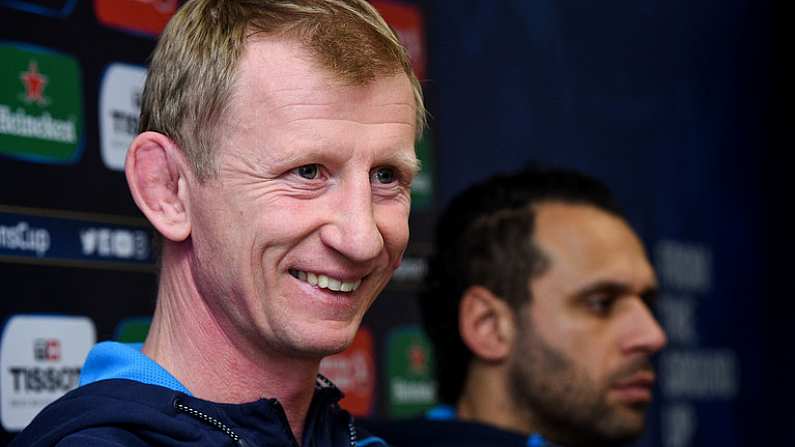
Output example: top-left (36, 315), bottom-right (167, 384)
top-left (10, 379), bottom-right (190, 447)
top-left (55, 429), bottom-right (147, 447)
top-left (358, 417), bottom-right (529, 447)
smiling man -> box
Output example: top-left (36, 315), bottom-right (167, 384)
top-left (364, 166), bottom-right (666, 447)
top-left (12, 1), bottom-right (422, 446)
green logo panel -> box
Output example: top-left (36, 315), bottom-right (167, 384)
top-left (411, 128), bottom-right (435, 210)
top-left (0, 44), bottom-right (83, 164)
top-left (114, 317), bottom-right (152, 343)
top-left (386, 325), bottom-right (438, 417)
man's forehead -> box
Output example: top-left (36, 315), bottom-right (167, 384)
top-left (230, 38), bottom-right (414, 120)
top-left (533, 202), bottom-right (639, 250)
top-left (239, 36), bottom-right (408, 95)
top-left (236, 37), bottom-right (340, 96)
top-left (532, 202), bottom-right (655, 287)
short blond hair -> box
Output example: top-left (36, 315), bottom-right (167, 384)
top-left (139, 0), bottom-right (426, 179)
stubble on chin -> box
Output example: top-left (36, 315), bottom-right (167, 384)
top-left (507, 325), bottom-right (650, 447)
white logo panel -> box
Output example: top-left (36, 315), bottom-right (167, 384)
top-left (1, 315), bottom-right (96, 431)
top-left (99, 63), bottom-right (146, 171)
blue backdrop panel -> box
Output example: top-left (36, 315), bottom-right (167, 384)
top-left (422, 0), bottom-right (775, 445)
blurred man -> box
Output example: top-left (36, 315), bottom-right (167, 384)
top-left (13, 1), bottom-right (423, 446)
top-left (366, 166), bottom-right (666, 447)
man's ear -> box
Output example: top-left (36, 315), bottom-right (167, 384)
top-left (125, 131), bottom-right (191, 242)
top-left (459, 286), bottom-right (516, 363)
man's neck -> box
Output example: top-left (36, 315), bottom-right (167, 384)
top-left (456, 362), bottom-right (532, 435)
top-left (142, 245), bottom-right (319, 443)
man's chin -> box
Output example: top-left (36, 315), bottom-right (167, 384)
top-left (288, 325), bottom-right (359, 358)
top-left (594, 404), bottom-right (648, 445)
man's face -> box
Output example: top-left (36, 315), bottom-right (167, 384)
top-left (509, 203), bottom-right (667, 446)
top-left (186, 38), bottom-right (417, 358)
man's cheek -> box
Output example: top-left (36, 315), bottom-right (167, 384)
top-left (392, 227), bottom-right (411, 269)
top-left (392, 251), bottom-right (404, 270)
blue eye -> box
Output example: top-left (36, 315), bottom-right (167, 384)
top-left (295, 164), bottom-right (319, 180)
top-left (373, 167), bottom-right (396, 184)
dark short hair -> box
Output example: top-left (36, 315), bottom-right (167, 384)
top-left (419, 165), bottom-right (625, 405)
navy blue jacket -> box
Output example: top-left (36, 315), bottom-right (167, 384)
top-left (11, 342), bottom-right (386, 447)
top-left (359, 406), bottom-right (560, 447)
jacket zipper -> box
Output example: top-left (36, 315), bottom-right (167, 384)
top-left (315, 374), bottom-right (358, 447)
top-left (347, 420), bottom-right (357, 447)
top-left (269, 397), bottom-right (359, 447)
top-left (175, 375), bottom-right (359, 447)
top-left (174, 399), bottom-right (250, 446)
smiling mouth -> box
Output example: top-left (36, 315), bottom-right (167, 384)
top-left (289, 269), bottom-right (363, 293)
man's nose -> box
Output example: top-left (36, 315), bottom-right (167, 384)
top-left (320, 177), bottom-right (384, 262)
top-left (620, 298), bottom-right (668, 355)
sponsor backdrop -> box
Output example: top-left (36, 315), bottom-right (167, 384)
top-left (0, 0), bottom-right (779, 445)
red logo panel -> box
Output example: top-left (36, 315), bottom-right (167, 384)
top-left (319, 327), bottom-right (375, 416)
top-left (94, 0), bottom-right (179, 36)
top-left (370, 0), bottom-right (427, 80)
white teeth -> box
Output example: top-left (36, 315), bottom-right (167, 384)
top-left (292, 270), bottom-right (361, 293)
top-left (327, 277), bottom-right (341, 291)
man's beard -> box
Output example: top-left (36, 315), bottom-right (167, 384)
top-left (508, 319), bottom-right (653, 447)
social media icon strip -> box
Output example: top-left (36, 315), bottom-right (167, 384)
top-left (0, 205), bottom-right (155, 270)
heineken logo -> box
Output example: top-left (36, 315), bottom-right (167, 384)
top-left (0, 44), bottom-right (83, 164)
top-left (386, 326), bottom-right (438, 417)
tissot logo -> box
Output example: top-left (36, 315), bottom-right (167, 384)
top-left (1, 315), bottom-right (95, 431)
top-left (0, 0), bottom-right (76, 18)
top-left (0, 43), bottom-right (83, 164)
top-left (94, 0), bottom-right (179, 36)
top-left (100, 63), bottom-right (147, 171)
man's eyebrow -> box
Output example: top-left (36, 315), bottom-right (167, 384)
top-left (383, 151), bottom-right (421, 178)
top-left (574, 280), bottom-right (659, 301)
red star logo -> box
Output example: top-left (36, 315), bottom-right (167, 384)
top-left (20, 61), bottom-right (48, 105)
top-left (408, 344), bottom-right (427, 374)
